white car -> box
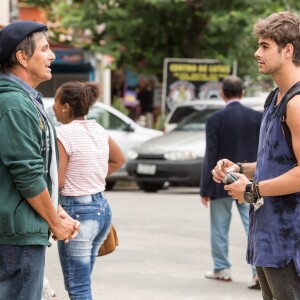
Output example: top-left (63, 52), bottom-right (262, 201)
top-left (164, 97), bottom-right (265, 132)
top-left (43, 98), bottom-right (163, 190)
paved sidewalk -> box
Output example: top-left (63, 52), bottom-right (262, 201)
top-left (45, 186), bottom-right (262, 300)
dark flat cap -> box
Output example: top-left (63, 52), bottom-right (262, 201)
top-left (0, 20), bottom-right (48, 64)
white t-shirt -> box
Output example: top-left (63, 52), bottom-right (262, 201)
top-left (57, 120), bottom-right (109, 196)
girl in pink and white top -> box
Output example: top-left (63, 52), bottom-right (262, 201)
top-left (53, 81), bottom-right (125, 300)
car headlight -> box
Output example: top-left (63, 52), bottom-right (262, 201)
top-left (127, 149), bottom-right (138, 160)
top-left (164, 151), bottom-right (199, 161)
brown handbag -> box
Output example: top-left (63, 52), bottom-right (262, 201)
top-left (97, 224), bottom-right (119, 256)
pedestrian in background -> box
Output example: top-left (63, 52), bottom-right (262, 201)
top-left (137, 77), bottom-right (154, 127)
top-left (212, 11), bottom-right (300, 300)
top-left (200, 76), bottom-right (262, 288)
top-left (0, 21), bottom-right (79, 300)
top-left (53, 81), bottom-right (125, 299)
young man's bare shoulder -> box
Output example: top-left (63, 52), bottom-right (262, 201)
top-left (287, 93), bottom-right (300, 108)
top-left (286, 94), bottom-right (300, 125)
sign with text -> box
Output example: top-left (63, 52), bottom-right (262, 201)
top-left (162, 58), bottom-right (233, 112)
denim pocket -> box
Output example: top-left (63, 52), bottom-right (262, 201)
top-left (63, 204), bottom-right (102, 221)
top-left (66, 205), bottom-right (105, 241)
top-left (0, 245), bottom-right (13, 279)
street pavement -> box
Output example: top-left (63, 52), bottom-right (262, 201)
top-left (45, 184), bottom-right (262, 300)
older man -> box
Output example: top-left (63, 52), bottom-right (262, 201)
top-left (0, 21), bottom-right (79, 299)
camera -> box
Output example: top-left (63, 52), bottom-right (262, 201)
top-left (222, 172), bottom-right (238, 185)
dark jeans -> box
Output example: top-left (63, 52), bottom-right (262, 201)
top-left (256, 260), bottom-right (300, 300)
top-left (0, 244), bottom-right (46, 300)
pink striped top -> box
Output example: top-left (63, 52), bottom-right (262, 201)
top-left (57, 120), bottom-right (109, 196)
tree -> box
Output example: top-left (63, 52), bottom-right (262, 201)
top-left (24, 0), bottom-right (300, 82)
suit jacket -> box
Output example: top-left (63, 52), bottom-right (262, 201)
top-left (200, 101), bottom-right (263, 200)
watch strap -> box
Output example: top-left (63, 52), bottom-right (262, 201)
top-left (253, 181), bottom-right (261, 199)
top-left (237, 162), bottom-right (244, 174)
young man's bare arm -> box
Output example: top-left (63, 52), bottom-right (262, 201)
top-left (258, 94), bottom-right (300, 196)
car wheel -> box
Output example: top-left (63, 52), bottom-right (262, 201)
top-left (105, 181), bottom-right (116, 191)
top-left (137, 182), bottom-right (164, 193)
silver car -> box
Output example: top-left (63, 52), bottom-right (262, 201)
top-left (126, 100), bottom-right (264, 192)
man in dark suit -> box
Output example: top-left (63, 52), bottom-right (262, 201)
top-left (200, 76), bottom-right (262, 288)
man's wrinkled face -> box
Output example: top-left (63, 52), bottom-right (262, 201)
top-left (26, 34), bottom-right (55, 87)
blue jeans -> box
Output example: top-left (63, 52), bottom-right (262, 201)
top-left (210, 197), bottom-right (253, 274)
top-left (0, 244), bottom-right (46, 300)
top-left (256, 260), bottom-right (300, 300)
top-left (58, 192), bottom-right (112, 300)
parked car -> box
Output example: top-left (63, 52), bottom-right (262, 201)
top-left (164, 97), bottom-right (265, 132)
top-left (126, 100), bottom-right (264, 192)
top-left (44, 98), bottom-right (162, 190)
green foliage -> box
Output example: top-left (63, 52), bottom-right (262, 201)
top-left (111, 96), bottom-right (129, 115)
top-left (24, 0), bottom-right (300, 82)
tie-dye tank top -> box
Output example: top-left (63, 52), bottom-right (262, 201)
top-left (247, 83), bottom-right (300, 276)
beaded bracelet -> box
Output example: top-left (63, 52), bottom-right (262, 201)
top-left (237, 162), bottom-right (244, 174)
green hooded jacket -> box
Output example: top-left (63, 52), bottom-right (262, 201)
top-left (0, 77), bottom-right (55, 246)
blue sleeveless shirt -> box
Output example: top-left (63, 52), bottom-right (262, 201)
top-left (247, 84), bottom-right (300, 276)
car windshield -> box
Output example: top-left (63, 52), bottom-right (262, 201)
top-left (174, 108), bottom-right (219, 131)
top-left (169, 106), bottom-right (200, 123)
top-left (88, 106), bottom-right (128, 130)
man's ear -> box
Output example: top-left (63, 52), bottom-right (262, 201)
top-left (15, 50), bottom-right (28, 68)
top-left (220, 90), bottom-right (225, 100)
top-left (285, 43), bottom-right (294, 58)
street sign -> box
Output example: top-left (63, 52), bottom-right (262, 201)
top-left (162, 58), bottom-right (233, 113)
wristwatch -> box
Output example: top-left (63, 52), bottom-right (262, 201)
top-left (244, 183), bottom-right (257, 204)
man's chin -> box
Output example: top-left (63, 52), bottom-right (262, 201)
top-left (44, 74), bottom-right (53, 81)
top-left (258, 69), bottom-right (267, 75)
top-left (35, 75), bottom-right (52, 87)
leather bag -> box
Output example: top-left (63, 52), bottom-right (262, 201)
top-left (98, 224), bottom-right (119, 256)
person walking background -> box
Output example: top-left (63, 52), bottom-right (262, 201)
top-left (200, 76), bottom-right (262, 288)
top-left (137, 77), bottom-right (154, 127)
top-left (0, 21), bottom-right (79, 300)
top-left (52, 81), bottom-right (125, 300)
top-left (212, 11), bottom-right (300, 300)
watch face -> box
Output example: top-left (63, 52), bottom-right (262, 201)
top-left (244, 191), bottom-right (255, 204)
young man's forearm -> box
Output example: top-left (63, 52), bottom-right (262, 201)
top-left (242, 162), bottom-right (257, 179)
